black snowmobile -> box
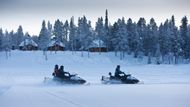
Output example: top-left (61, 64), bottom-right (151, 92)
top-left (44, 73), bottom-right (86, 85)
top-left (101, 72), bottom-right (139, 84)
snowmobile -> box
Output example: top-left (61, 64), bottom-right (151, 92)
top-left (44, 73), bottom-right (86, 85)
top-left (101, 72), bottom-right (140, 84)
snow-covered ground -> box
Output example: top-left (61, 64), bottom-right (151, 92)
top-left (0, 50), bottom-right (190, 107)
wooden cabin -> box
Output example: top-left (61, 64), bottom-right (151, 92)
top-left (88, 39), bottom-right (107, 52)
top-left (47, 40), bottom-right (65, 51)
top-left (19, 39), bottom-right (38, 51)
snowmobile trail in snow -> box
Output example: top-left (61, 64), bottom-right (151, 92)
top-left (45, 90), bottom-right (88, 107)
top-left (0, 86), bottom-right (12, 96)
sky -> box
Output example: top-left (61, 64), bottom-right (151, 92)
top-left (0, 0), bottom-right (190, 35)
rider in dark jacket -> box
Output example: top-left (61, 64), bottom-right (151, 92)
top-left (52, 64), bottom-right (61, 77)
top-left (115, 65), bottom-right (125, 79)
top-left (59, 65), bottom-right (70, 79)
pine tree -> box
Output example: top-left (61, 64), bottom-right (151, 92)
top-left (118, 18), bottom-right (128, 59)
top-left (47, 21), bottom-right (53, 33)
top-left (15, 26), bottom-right (24, 49)
top-left (155, 43), bottom-right (161, 64)
top-left (0, 28), bottom-right (3, 50)
top-left (159, 20), bottom-right (173, 63)
top-left (145, 18), bottom-right (158, 57)
top-left (63, 20), bottom-right (69, 42)
top-left (105, 9), bottom-right (109, 50)
top-left (158, 23), bottom-right (165, 59)
top-left (111, 18), bottom-right (128, 59)
top-left (9, 30), bottom-right (14, 50)
top-left (136, 31), bottom-right (144, 59)
top-left (2, 30), bottom-right (11, 51)
top-left (47, 21), bottom-right (53, 39)
top-left (180, 16), bottom-right (189, 60)
top-left (133, 23), bottom-right (140, 58)
top-left (109, 22), bottom-right (118, 52)
top-left (126, 18), bottom-right (134, 54)
top-left (170, 16), bottom-right (182, 64)
top-left (95, 17), bottom-right (105, 40)
top-left (38, 20), bottom-right (50, 50)
top-left (77, 16), bottom-right (93, 52)
top-left (54, 19), bottom-right (64, 42)
top-left (69, 17), bottom-right (77, 51)
top-left (84, 21), bottom-right (94, 51)
top-left (137, 18), bottom-right (146, 55)
top-left (149, 18), bottom-right (158, 54)
top-left (105, 9), bottom-right (109, 31)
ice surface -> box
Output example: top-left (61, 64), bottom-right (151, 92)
top-left (0, 50), bottom-right (190, 107)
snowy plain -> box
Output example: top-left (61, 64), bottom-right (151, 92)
top-left (0, 50), bottom-right (190, 107)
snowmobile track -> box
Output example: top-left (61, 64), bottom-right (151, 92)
top-left (45, 91), bottom-right (89, 107)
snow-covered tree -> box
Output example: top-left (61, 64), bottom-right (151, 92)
top-left (109, 22), bottom-right (118, 52)
top-left (159, 19), bottom-right (173, 63)
top-left (104, 9), bottom-right (110, 51)
top-left (111, 18), bottom-right (128, 60)
top-left (147, 18), bottom-right (158, 56)
top-left (9, 30), bottom-right (14, 50)
top-left (126, 18), bottom-right (134, 54)
top-left (69, 17), bottom-right (77, 51)
top-left (14, 26), bottom-right (24, 49)
top-left (180, 16), bottom-right (189, 60)
top-left (47, 21), bottom-right (53, 39)
top-left (0, 28), bottom-right (3, 50)
top-left (133, 23), bottom-right (140, 58)
top-left (76, 16), bottom-right (93, 56)
top-left (63, 20), bottom-right (69, 42)
top-left (54, 19), bottom-right (64, 42)
top-left (137, 18), bottom-right (146, 55)
top-left (47, 21), bottom-right (53, 33)
top-left (105, 9), bottom-right (109, 31)
top-left (2, 30), bottom-right (12, 51)
top-left (135, 30), bottom-right (144, 59)
top-left (155, 43), bottom-right (161, 64)
top-left (38, 20), bottom-right (50, 50)
top-left (95, 17), bottom-right (105, 41)
top-left (169, 16), bottom-right (182, 64)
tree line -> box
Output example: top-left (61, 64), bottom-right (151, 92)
top-left (0, 10), bottom-right (190, 64)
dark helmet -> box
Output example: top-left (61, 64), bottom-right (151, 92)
top-left (60, 65), bottom-right (64, 69)
top-left (117, 65), bottom-right (120, 68)
top-left (55, 64), bottom-right (59, 69)
top-left (108, 72), bottom-right (112, 76)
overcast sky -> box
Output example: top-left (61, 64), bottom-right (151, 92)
top-left (0, 0), bottom-right (190, 35)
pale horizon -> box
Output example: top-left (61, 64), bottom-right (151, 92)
top-left (0, 0), bottom-right (190, 35)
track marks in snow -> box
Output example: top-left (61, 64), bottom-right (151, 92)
top-left (45, 90), bottom-right (88, 107)
top-left (0, 86), bottom-right (12, 96)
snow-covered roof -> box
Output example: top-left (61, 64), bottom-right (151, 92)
top-left (19, 39), bottom-right (38, 47)
top-left (89, 39), bottom-right (106, 48)
top-left (48, 40), bottom-right (65, 47)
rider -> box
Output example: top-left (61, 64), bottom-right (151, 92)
top-left (52, 64), bottom-right (61, 77)
top-left (109, 72), bottom-right (114, 79)
top-left (114, 65), bottom-right (125, 79)
top-left (59, 65), bottom-right (71, 79)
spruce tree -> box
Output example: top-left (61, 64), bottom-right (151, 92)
top-left (54, 19), bottom-right (64, 42)
top-left (0, 28), bottom-right (3, 50)
top-left (77, 16), bottom-right (93, 51)
top-left (38, 20), bottom-right (50, 50)
top-left (155, 44), bottom-right (161, 64)
top-left (126, 18), bottom-right (134, 54)
top-left (180, 16), bottom-right (189, 60)
top-left (95, 17), bottom-right (105, 40)
top-left (15, 26), bottom-right (24, 49)
top-left (69, 17), bottom-right (77, 51)
top-left (137, 18), bottom-right (146, 55)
